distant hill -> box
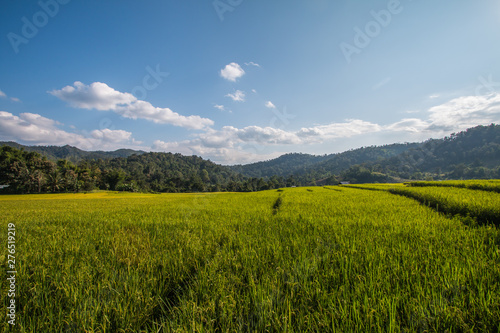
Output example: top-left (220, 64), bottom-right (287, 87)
top-left (0, 142), bottom-right (146, 163)
top-left (232, 124), bottom-right (500, 183)
top-left (365, 124), bottom-right (500, 180)
top-left (230, 153), bottom-right (330, 178)
top-left (232, 142), bottom-right (422, 179)
top-left (1, 124), bottom-right (499, 192)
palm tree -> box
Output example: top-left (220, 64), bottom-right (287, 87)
top-left (47, 170), bottom-right (61, 193)
top-left (33, 170), bottom-right (45, 193)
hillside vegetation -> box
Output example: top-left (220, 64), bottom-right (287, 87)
top-left (0, 141), bottom-right (145, 162)
top-left (234, 124), bottom-right (500, 183)
top-left (0, 147), bottom-right (284, 194)
top-left (1, 124), bottom-right (500, 194)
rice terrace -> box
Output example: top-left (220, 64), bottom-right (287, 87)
top-left (1, 180), bottom-right (500, 331)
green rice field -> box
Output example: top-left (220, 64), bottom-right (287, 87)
top-left (1, 182), bottom-right (500, 332)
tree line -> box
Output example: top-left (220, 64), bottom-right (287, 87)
top-left (0, 146), bottom-right (326, 194)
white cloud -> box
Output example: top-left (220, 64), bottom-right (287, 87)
top-left (91, 128), bottom-right (141, 145)
top-left (265, 101), bottom-right (276, 109)
top-left (251, 89), bottom-right (257, 94)
top-left (0, 90), bottom-right (21, 102)
top-left (214, 104), bottom-right (232, 113)
top-left (235, 126), bottom-right (302, 144)
top-left (19, 112), bottom-right (61, 129)
top-left (426, 93), bottom-right (500, 133)
top-left (429, 94), bottom-right (440, 99)
top-left (49, 81), bottom-right (135, 110)
top-left (297, 119), bottom-right (382, 141)
top-left (385, 118), bottom-right (430, 133)
top-left (49, 81), bottom-right (214, 130)
top-left (220, 62), bottom-right (245, 82)
top-left (0, 111), bottom-right (143, 151)
top-left (244, 62), bottom-right (261, 68)
top-left (225, 90), bottom-right (245, 102)
top-left (152, 139), bottom-right (281, 165)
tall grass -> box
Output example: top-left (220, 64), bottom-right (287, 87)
top-left (1, 188), bottom-right (499, 331)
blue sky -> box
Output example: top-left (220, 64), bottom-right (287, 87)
top-left (1, 0), bottom-right (500, 164)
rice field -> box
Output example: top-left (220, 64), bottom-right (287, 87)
top-left (1, 186), bottom-right (500, 332)
top-left (389, 186), bottom-right (500, 226)
top-left (406, 180), bottom-right (500, 193)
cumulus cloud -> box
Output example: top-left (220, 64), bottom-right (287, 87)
top-left (214, 104), bottom-right (225, 111)
top-left (0, 90), bottom-right (6, 98)
top-left (426, 93), bottom-right (500, 132)
top-left (225, 90), bottom-right (245, 102)
top-left (49, 81), bottom-right (135, 110)
top-left (220, 62), bottom-right (245, 82)
top-left (234, 126), bottom-right (301, 145)
top-left (10, 97), bottom-right (21, 102)
top-left (90, 128), bottom-right (135, 143)
top-left (19, 112), bottom-right (61, 129)
top-left (49, 81), bottom-right (213, 130)
top-left (265, 101), bottom-right (276, 109)
top-left (297, 119), bottom-right (382, 141)
top-left (0, 111), bottom-right (143, 151)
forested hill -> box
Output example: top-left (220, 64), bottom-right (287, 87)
top-left (364, 124), bottom-right (500, 179)
top-left (1, 124), bottom-right (499, 194)
top-left (0, 141), bottom-right (145, 162)
top-left (232, 124), bottom-right (500, 183)
top-left (0, 147), bottom-right (261, 194)
top-left (230, 153), bottom-right (330, 178)
top-left (231, 142), bottom-right (421, 178)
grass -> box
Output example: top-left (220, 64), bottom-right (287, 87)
top-left (406, 179), bottom-right (500, 193)
top-left (1, 187), bottom-right (500, 331)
